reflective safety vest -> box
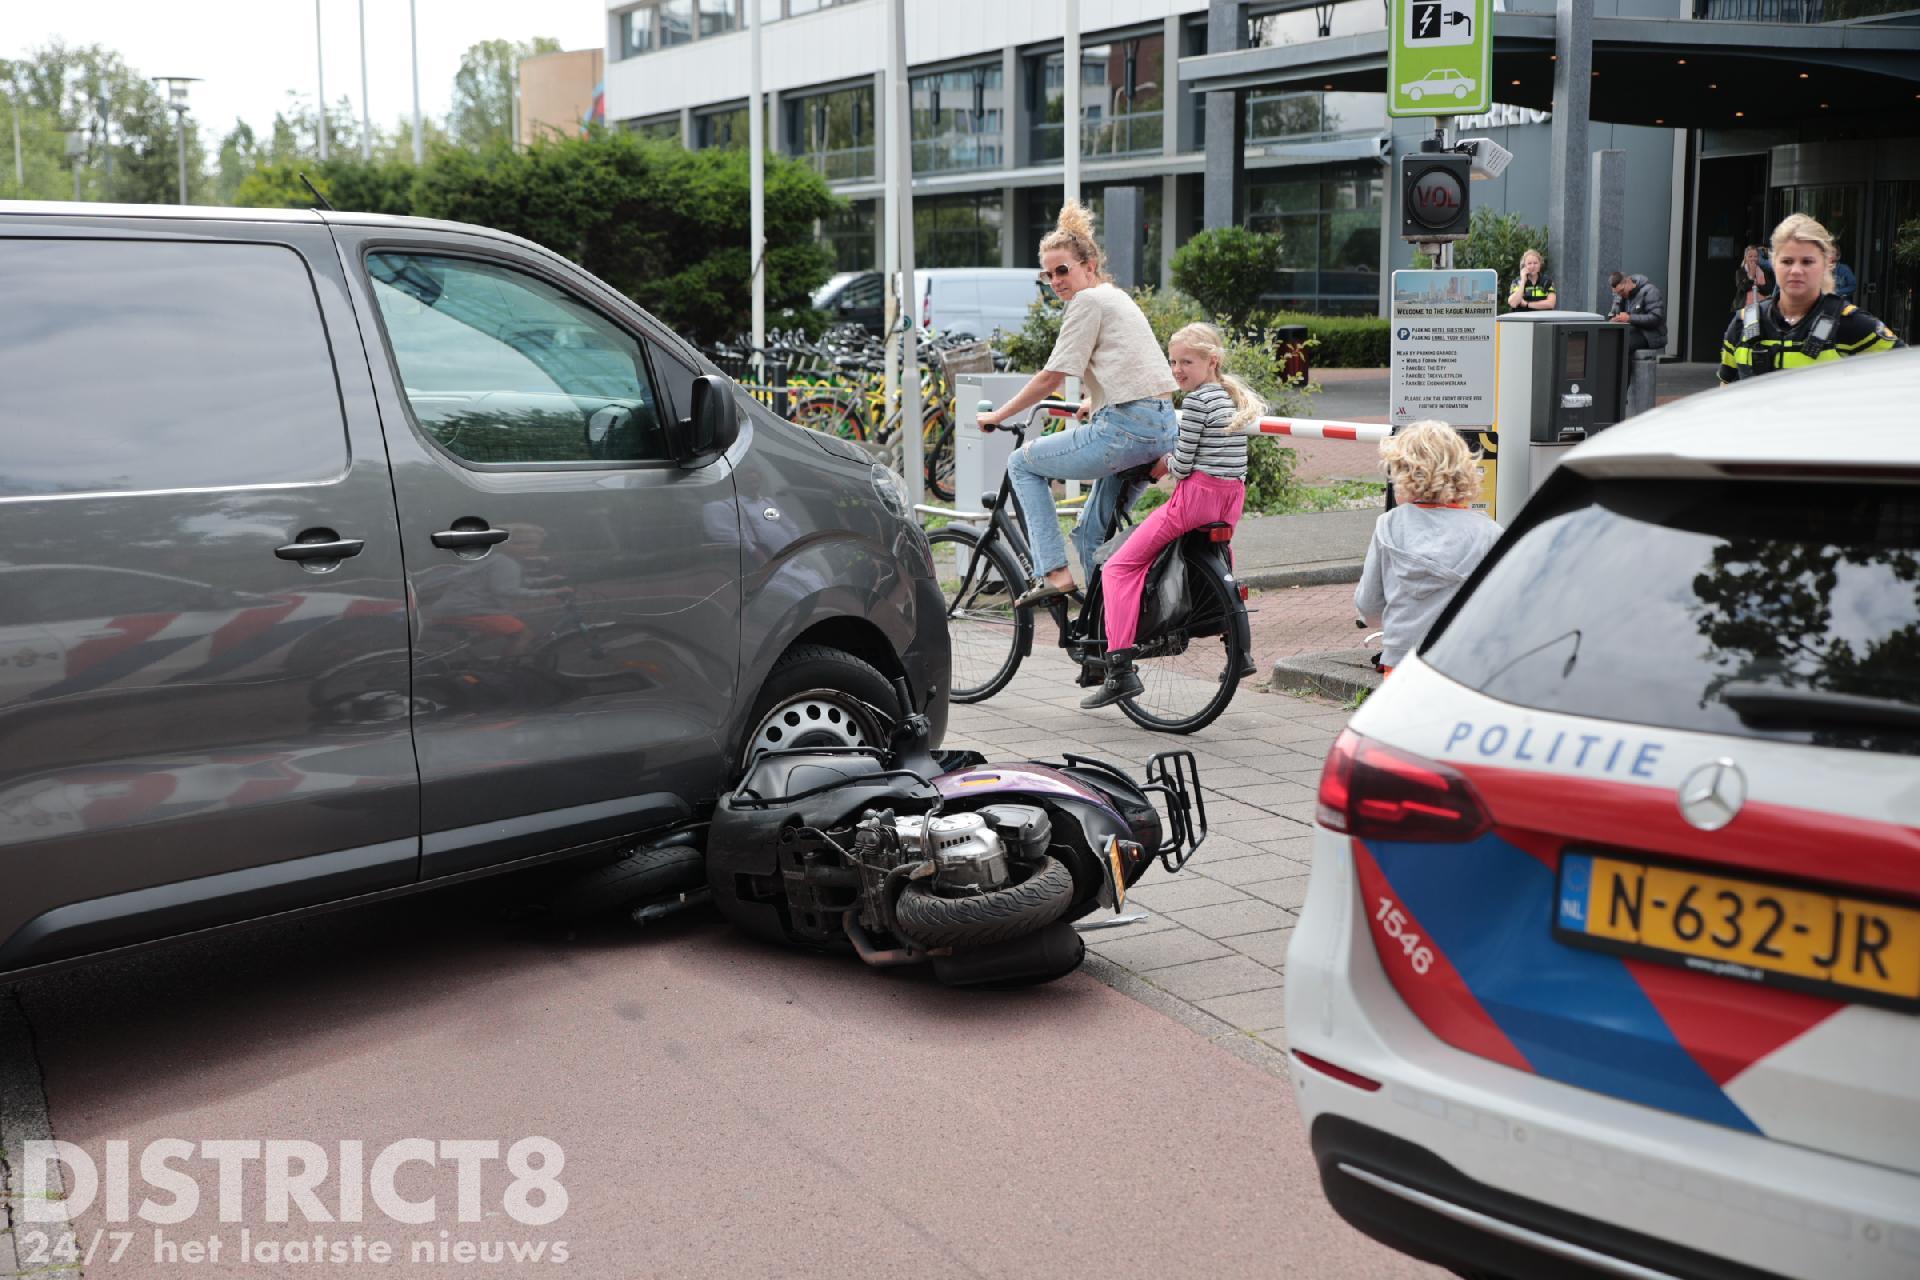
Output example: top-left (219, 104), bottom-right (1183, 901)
top-left (1719, 295), bottom-right (1902, 380)
top-left (1519, 279), bottom-right (1553, 305)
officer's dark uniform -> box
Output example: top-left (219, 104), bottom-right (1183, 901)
top-left (1719, 293), bottom-right (1903, 383)
top-left (1515, 276), bottom-right (1554, 308)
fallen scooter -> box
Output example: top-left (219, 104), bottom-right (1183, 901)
top-left (703, 680), bottom-right (1206, 985)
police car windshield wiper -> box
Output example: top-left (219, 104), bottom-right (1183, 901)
top-left (1719, 681), bottom-right (1920, 729)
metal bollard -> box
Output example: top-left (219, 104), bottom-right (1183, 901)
top-left (1626, 350), bottom-right (1660, 418)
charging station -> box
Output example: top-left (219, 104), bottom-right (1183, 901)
top-left (1492, 312), bottom-right (1632, 523)
top-left (952, 373), bottom-right (1032, 520)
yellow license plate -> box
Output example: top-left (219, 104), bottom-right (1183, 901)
top-left (1556, 852), bottom-right (1920, 1006)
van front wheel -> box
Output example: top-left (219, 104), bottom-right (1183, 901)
top-left (740, 645), bottom-right (896, 768)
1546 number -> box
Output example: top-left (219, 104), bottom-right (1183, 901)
top-left (1376, 897), bottom-right (1435, 975)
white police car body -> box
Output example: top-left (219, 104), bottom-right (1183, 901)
top-left (1288, 352), bottom-right (1920, 1280)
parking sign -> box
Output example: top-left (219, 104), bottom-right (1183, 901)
top-left (1388, 0), bottom-right (1492, 117)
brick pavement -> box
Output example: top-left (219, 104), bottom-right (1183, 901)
top-left (1245, 582), bottom-right (1368, 675)
top-left (938, 644), bottom-right (1352, 1079)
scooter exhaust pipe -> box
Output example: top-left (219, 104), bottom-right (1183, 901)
top-left (930, 922), bottom-right (1085, 987)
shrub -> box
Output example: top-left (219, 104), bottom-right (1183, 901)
top-left (1257, 311), bottom-right (1391, 368)
top-left (1410, 209), bottom-right (1550, 312)
top-left (1170, 227), bottom-right (1285, 327)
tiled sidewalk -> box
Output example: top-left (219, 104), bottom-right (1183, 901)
top-left (939, 644), bottom-right (1350, 1079)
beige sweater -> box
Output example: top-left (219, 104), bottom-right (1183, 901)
top-left (1043, 283), bottom-right (1178, 413)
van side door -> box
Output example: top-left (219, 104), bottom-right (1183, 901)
top-left (332, 229), bottom-right (743, 876)
top-left (0, 217), bottom-right (418, 969)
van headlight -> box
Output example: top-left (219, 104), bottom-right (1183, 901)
top-left (870, 464), bottom-right (908, 518)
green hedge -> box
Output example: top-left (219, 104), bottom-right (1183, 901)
top-left (1258, 311), bottom-right (1391, 369)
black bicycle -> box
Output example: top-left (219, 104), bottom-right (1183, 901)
top-left (928, 400), bottom-right (1253, 734)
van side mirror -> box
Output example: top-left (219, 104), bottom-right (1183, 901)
top-left (674, 374), bottom-right (740, 469)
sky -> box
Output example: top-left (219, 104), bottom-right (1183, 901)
top-left (6, 0), bottom-right (607, 142)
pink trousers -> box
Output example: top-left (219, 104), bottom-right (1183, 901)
top-left (1102, 471), bottom-right (1245, 651)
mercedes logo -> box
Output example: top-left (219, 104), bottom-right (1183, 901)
top-left (1677, 759), bottom-right (1747, 831)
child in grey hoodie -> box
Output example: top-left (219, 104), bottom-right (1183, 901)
top-left (1355, 421), bottom-right (1502, 673)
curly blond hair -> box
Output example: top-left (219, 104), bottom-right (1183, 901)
top-left (1038, 200), bottom-right (1110, 282)
top-left (1770, 212), bottom-right (1839, 295)
top-left (1381, 420), bottom-right (1481, 506)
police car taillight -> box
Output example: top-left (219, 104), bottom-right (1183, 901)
top-left (1317, 728), bottom-right (1490, 843)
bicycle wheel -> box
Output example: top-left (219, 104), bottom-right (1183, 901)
top-left (1120, 555), bottom-right (1246, 734)
top-left (924, 413), bottom-right (956, 503)
top-left (927, 526), bottom-right (1030, 702)
top-left (789, 395), bottom-right (865, 441)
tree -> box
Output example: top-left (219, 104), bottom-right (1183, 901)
top-left (1170, 226), bottom-right (1286, 328)
top-left (1413, 209), bottom-right (1550, 311)
top-left (450, 37), bottom-right (561, 149)
top-left (1, 42), bottom-right (205, 204)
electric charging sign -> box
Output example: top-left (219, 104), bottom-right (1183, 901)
top-left (1388, 0), bottom-right (1493, 117)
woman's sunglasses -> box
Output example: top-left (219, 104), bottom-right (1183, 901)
top-left (1035, 263), bottom-right (1073, 288)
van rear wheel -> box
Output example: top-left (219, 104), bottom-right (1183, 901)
top-left (741, 645), bottom-right (895, 768)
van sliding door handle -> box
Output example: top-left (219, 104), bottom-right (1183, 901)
top-left (275, 536), bottom-right (366, 561)
top-left (430, 526), bottom-right (511, 549)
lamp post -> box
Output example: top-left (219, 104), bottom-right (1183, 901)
top-left (316, 0), bottom-right (330, 161)
top-left (151, 76), bottom-right (199, 205)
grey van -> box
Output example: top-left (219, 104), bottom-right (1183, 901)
top-left (0, 202), bottom-right (949, 977)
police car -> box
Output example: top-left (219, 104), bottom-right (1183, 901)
top-left (1287, 351), bottom-right (1920, 1280)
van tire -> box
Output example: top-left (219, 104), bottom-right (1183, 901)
top-left (544, 837), bottom-right (705, 920)
top-left (741, 645), bottom-right (896, 767)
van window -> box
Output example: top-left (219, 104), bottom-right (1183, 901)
top-left (1423, 477), bottom-right (1920, 756)
top-left (840, 273), bottom-right (883, 310)
top-left (0, 239), bottom-right (348, 497)
top-left (367, 252), bottom-right (668, 466)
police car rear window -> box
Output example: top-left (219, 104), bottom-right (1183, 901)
top-left (1422, 477), bottom-right (1920, 756)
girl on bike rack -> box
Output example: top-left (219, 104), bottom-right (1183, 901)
top-left (1084, 323), bottom-right (1259, 709)
top-left (974, 201), bottom-right (1179, 609)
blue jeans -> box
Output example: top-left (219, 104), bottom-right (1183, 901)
top-left (1004, 397), bottom-right (1178, 579)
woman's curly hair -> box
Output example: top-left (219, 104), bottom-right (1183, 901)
top-left (1380, 420), bottom-right (1481, 506)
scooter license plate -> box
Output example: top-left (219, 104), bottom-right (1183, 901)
top-left (1101, 835), bottom-right (1129, 910)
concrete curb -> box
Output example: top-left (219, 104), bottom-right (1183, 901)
top-left (0, 990), bottom-right (63, 1279)
top-left (1270, 647), bottom-right (1383, 704)
top-left (1237, 560), bottom-right (1364, 590)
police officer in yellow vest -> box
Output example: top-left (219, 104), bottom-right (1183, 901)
top-left (1720, 213), bottom-right (1903, 383)
top-left (1507, 249), bottom-right (1557, 311)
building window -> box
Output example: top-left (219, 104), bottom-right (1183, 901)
top-left (619, 8), bottom-right (655, 58)
top-left (695, 105), bottom-right (750, 150)
top-left (699, 0), bottom-right (741, 37)
top-left (911, 64), bottom-right (1004, 175)
top-left (1245, 162), bottom-right (1382, 314)
top-left (1247, 89), bottom-right (1385, 143)
top-left (1022, 184), bottom-right (1164, 288)
top-left (623, 115), bottom-right (682, 142)
top-left (1246, 0), bottom-right (1384, 48)
top-left (785, 84), bottom-right (874, 181)
top-left (822, 201), bottom-right (877, 271)
top-left (915, 192), bottom-right (1003, 267)
top-left (659, 0), bottom-right (695, 47)
top-left (1028, 32), bottom-right (1165, 164)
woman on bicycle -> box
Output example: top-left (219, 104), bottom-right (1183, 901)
top-left (975, 201), bottom-right (1179, 608)
top-left (1084, 323), bottom-right (1258, 709)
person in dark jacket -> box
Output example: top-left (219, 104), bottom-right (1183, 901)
top-left (1606, 271), bottom-right (1667, 354)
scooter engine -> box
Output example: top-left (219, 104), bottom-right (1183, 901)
top-left (895, 812), bottom-right (1008, 895)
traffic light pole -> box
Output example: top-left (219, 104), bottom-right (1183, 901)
top-left (1430, 117), bottom-right (1453, 269)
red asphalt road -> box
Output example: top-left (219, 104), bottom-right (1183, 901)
top-left (15, 890), bottom-right (1436, 1279)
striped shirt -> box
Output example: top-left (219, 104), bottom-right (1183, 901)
top-left (1168, 383), bottom-right (1249, 481)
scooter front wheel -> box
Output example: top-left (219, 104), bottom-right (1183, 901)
top-left (893, 857), bottom-right (1074, 949)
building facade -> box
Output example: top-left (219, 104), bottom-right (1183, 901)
top-left (602, 0), bottom-right (1919, 348)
